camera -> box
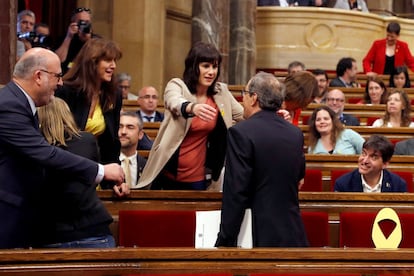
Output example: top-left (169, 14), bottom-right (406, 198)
top-left (78, 20), bottom-right (92, 34)
top-left (17, 32), bottom-right (49, 48)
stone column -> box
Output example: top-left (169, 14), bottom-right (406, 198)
top-left (229, 0), bottom-right (256, 85)
top-left (192, 0), bottom-right (230, 83)
top-left (0, 0), bottom-right (16, 84)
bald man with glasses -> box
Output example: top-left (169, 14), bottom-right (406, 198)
top-left (326, 89), bottom-right (360, 126)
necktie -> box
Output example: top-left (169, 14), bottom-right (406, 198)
top-left (34, 112), bottom-right (40, 130)
top-left (143, 116), bottom-right (154, 122)
top-left (123, 158), bottom-right (132, 187)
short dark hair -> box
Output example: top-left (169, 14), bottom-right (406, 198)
top-left (312, 69), bottom-right (329, 81)
top-left (120, 111), bottom-right (143, 130)
top-left (336, 57), bottom-right (355, 77)
top-left (287, 61), bottom-right (305, 74)
top-left (389, 66), bottom-right (411, 88)
top-left (386, 22), bottom-right (401, 35)
top-left (363, 135), bottom-right (394, 163)
top-left (183, 41), bottom-right (222, 96)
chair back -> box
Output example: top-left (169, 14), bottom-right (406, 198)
top-left (118, 210), bottom-right (196, 247)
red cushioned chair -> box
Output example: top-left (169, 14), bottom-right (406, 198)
top-left (249, 273), bottom-right (361, 276)
top-left (301, 115), bottom-right (310, 125)
top-left (348, 97), bottom-right (362, 104)
top-left (366, 117), bottom-right (380, 126)
top-left (340, 211), bottom-right (414, 248)
top-left (330, 170), bottom-right (352, 191)
top-left (393, 171), bottom-right (413, 192)
top-left (302, 169), bottom-right (323, 192)
top-left (118, 210), bottom-right (196, 247)
top-left (123, 274), bottom-right (233, 276)
top-left (301, 212), bottom-right (329, 247)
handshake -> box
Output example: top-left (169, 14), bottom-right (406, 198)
top-left (103, 163), bottom-right (130, 197)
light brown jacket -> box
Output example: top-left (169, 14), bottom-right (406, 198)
top-left (136, 78), bottom-right (244, 188)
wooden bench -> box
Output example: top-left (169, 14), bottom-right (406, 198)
top-left (4, 247), bottom-right (414, 275)
top-left (99, 190), bottom-right (414, 248)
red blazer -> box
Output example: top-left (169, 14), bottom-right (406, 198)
top-left (362, 38), bottom-right (414, 74)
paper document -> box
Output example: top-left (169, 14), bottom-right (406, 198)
top-left (195, 209), bottom-right (252, 248)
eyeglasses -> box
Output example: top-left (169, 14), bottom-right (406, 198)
top-left (139, 95), bottom-right (158, 100)
top-left (39, 69), bottom-right (63, 82)
top-left (119, 85), bottom-right (130, 90)
top-left (326, 97), bottom-right (344, 103)
top-left (73, 7), bottom-right (91, 14)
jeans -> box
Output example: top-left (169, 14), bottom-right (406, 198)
top-left (44, 235), bottom-right (115, 248)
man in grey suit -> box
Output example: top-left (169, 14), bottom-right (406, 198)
top-left (0, 48), bottom-right (125, 249)
top-left (394, 139), bottom-right (414, 155)
top-left (215, 72), bottom-right (308, 247)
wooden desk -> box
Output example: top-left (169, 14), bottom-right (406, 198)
top-left (4, 247), bottom-right (414, 275)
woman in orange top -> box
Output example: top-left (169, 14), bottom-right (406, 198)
top-left (137, 42), bottom-right (244, 190)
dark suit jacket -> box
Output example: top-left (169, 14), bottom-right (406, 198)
top-left (135, 154), bottom-right (147, 186)
top-left (56, 85), bottom-right (122, 189)
top-left (394, 139), bottom-right (414, 155)
top-left (334, 169), bottom-right (407, 192)
top-left (136, 110), bottom-right (164, 122)
top-left (341, 113), bottom-right (360, 126)
top-left (216, 110), bottom-right (308, 247)
top-left (37, 132), bottom-right (113, 245)
top-left (363, 39), bottom-right (414, 74)
top-left (0, 82), bottom-right (98, 249)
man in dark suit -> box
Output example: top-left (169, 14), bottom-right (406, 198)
top-left (136, 86), bottom-right (164, 123)
top-left (326, 89), bottom-right (360, 126)
top-left (119, 111), bottom-right (147, 188)
top-left (0, 48), bottom-right (125, 249)
top-left (136, 86), bottom-right (163, 150)
top-left (334, 135), bottom-right (407, 192)
top-left (329, 57), bottom-right (360, 88)
top-left (215, 72), bottom-right (308, 247)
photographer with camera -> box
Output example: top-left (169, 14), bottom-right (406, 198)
top-left (55, 7), bottom-right (99, 75)
top-left (16, 10), bottom-right (36, 60)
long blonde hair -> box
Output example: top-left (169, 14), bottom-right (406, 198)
top-left (37, 98), bottom-right (80, 146)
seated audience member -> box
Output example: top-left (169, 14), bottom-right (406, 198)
top-left (389, 66), bottom-right (411, 89)
top-left (283, 71), bottom-right (319, 125)
top-left (312, 69), bottom-right (329, 103)
top-left (358, 77), bottom-right (388, 104)
top-left (372, 90), bottom-right (414, 127)
top-left (308, 106), bottom-right (364, 154)
top-left (119, 111), bottom-right (147, 189)
top-left (363, 22), bottom-right (414, 76)
top-left (329, 57), bottom-right (360, 88)
top-left (137, 86), bottom-right (164, 122)
top-left (334, 135), bottom-right (407, 192)
top-left (16, 10), bottom-right (36, 60)
top-left (117, 73), bottom-right (138, 100)
top-left (287, 60), bottom-right (306, 76)
top-left (394, 138), bottom-right (414, 155)
top-left (326, 89), bottom-right (360, 126)
top-left (55, 7), bottom-right (98, 75)
top-left (333, 0), bottom-right (369, 12)
top-left (36, 98), bottom-right (121, 248)
top-left (135, 85), bottom-right (163, 150)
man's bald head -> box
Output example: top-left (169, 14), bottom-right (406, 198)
top-left (14, 48), bottom-right (60, 80)
top-left (13, 48), bottom-right (63, 107)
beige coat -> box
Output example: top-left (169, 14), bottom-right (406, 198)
top-left (136, 78), bottom-right (244, 188)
